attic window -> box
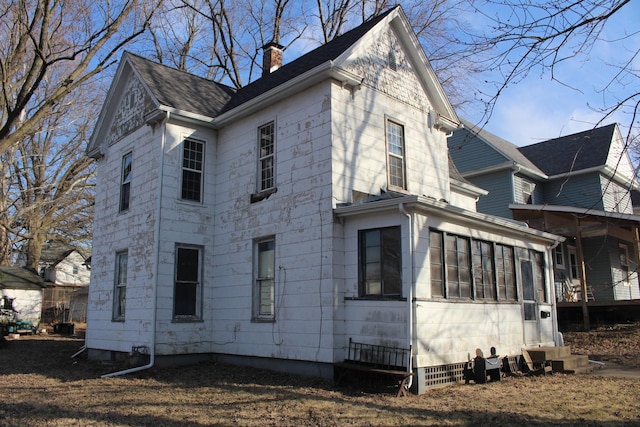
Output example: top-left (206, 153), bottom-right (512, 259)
top-left (387, 50), bottom-right (397, 71)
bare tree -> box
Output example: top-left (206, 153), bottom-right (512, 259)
top-left (0, 0), bottom-right (158, 156)
top-left (466, 0), bottom-right (638, 136)
top-left (0, 0), bottom-right (157, 267)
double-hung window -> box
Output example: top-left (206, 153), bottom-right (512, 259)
top-left (254, 237), bottom-right (275, 320)
top-left (174, 245), bottom-right (202, 320)
top-left (496, 244), bottom-right (516, 301)
top-left (386, 120), bottom-right (406, 189)
top-left (446, 234), bottom-right (471, 298)
top-left (181, 138), bottom-right (204, 202)
top-left (359, 226), bottom-right (402, 298)
top-left (113, 250), bottom-right (128, 321)
top-left (120, 152), bottom-right (132, 212)
top-left (258, 122), bottom-right (275, 192)
top-left (473, 240), bottom-right (495, 300)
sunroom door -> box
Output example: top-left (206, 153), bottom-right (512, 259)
top-left (521, 259), bottom-right (539, 344)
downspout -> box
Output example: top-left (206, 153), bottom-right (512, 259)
top-left (102, 111), bottom-right (169, 378)
top-left (399, 203), bottom-right (414, 390)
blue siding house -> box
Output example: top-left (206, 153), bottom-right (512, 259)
top-left (449, 122), bottom-right (640, 304)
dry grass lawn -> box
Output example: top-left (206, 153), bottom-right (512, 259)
top-left (1, 323), bottom-right (639, 426)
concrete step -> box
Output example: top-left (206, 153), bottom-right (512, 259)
top-left (526, 346), bottom-right (572, 363)
top-left (551, 354), bottom-right (590, 373)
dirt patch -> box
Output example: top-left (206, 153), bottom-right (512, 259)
top-left (0, 325), bottom-right (639, 426)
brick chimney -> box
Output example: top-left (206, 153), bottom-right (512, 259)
top-left (262, 42), bottom-right (283, 77)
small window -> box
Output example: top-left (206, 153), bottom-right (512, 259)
top-left (181, 138), bottom-right (204, 202)
top-left (120, 152), bottom-right (132, 212)
top-left (388, 50), bottom-right (397, 71)
top-left (359, 226), bottom-right (402, 298)
top-left (386, 120), bottom-right (406, 190)
top-left (554, 245), bottom-right (565, 269)
top-left (174, 245), bottom-right (202, 319)
top-left (113, 250), bottom-right (128, 321)
top-left (254, 237), bottom-right (275, 320)
top-left (429, 230), bottom-right (444, 298)
top-left (520, 180), bottom-right (535, 204)
top-left (258, 122), bottom-right (275, 192)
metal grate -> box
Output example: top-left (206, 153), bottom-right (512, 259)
top-left (346, 338), bottom-right (409, 370)
top-left (423, 362), bottom-right (467, 388)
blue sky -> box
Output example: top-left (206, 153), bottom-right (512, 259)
top-left (463, 1), bottom-right (640, 147)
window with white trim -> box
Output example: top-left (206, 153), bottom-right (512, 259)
top-left (181, 138), bottom-right (204, 202)
top-left (113, 250), bottom-right (128, 321)
top-left (258, 122), bottom-right (275, 192)
top-left (119, 152), bottom-right (132, 212)
top-left (254, 237), bottom-right (275, 320)
top-left (359, 226), bottom-right (402, 298)
top-left (386, 120), bottom-right (406, 189)
top-left (174, 245), bottom-right (202, 320)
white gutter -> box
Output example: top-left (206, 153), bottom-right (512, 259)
top-left (399, 203), bottom-right (414, 390)
top-left (101, 111), bottom-right (169, 378)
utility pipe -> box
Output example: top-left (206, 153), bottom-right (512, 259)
top-left (399, 202), bottom-right (414, 390)
top-left (102, 111), bottom-right (169, 378)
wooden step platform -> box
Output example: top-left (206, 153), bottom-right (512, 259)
top-left (523, 345), bottom-right (593, 374)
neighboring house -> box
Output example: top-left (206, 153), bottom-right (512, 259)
top-left (38, 241), bottom-right (91, 323)
top-left (0, 266), bottom-right (45, 325)
top-left (86, 7), bottom-right (562, 393)
top-left (449, 121), bottom-right (640, 303)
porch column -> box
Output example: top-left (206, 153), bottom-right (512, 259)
top-left (574, 216), bottom-right (590, 330)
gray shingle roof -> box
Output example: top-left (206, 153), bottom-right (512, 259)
top-left (0, 266), bottom-right (44, 290)
top-left (125, 8), bottom-right (396, 119)
top-left (220, 8), bottom-right (396, 113)
top-left (517, 124), bottom-right (616, 176)
top-left (125, 52), bottom-right (236, 118)
top-left (458, 119), bottom-right (545, 176)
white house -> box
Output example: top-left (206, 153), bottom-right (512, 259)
top-left (39, 241), bottom-right (91, 323)
top-left (86, 7), bottom-right (562, 393)
top-left (0, 266), bottom-right (45, 326)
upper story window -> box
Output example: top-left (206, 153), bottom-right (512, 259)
top-left (119, 152), bottom-right (132, 212)
top-left (181, 138), bottom-right (204, 202)
top-left (174, 245), bottom-right (202, 320)
top-left (359, 226), bottom-right (402, 298)
top-left (113, 250), bottom-right (128, 321)
top-left (258, 122), bottom-right (275, 192)
top-left (386, 120), bottom-right (406, 190)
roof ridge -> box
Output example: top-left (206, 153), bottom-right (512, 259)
top-left (123, 51), bottom-right (237, 93)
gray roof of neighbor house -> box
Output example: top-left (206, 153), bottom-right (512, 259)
top-left (0, 266), bottom-right (45, 290)
top-left (125, 52), bottom-right (236, 119)
top-left (40, 241), bottom-right (89, 266)
top-left (456, 119), bottom-right (546, 177)
top-left (517, 124), bottom-right (617, 176)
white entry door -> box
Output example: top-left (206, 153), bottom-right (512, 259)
top-left (521, 259), bottom-right (539, 344)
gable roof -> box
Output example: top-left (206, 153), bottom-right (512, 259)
top-left (220, 8), bottom-right (395, 114)
top-left (124, 52), bottom-right (236, 119)
top-left (40, 241), bottom-right (89, 267)
top-left (517, 124), bottom-right (617, 176)
top-left (89, 6), bottom-right (460, 159)
top-left (455, 119), bottom-right (546, 178)
top-left (0, 266), bottom-right (45, 291)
